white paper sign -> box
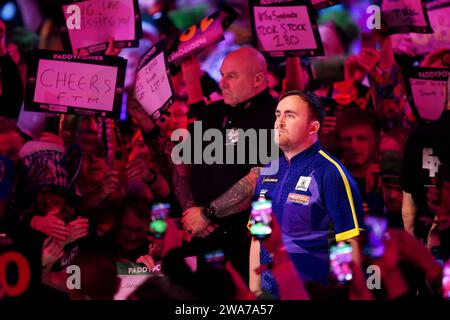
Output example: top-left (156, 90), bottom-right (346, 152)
top-left (134, 42), bottom-right (173, 119)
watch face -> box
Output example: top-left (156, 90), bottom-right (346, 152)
top-left (202, 205), bottom-right (215, 220)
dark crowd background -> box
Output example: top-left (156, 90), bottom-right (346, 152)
top-left (0, 0), bottom-right (449, 301)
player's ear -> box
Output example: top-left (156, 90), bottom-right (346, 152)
top-left (254, 72), bottom-right (265, 89)
top-left (309, 120), bottom-right (320, 135)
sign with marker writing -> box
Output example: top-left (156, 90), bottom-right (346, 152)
top-left (311, 0), bottom-right (342, 9)
top-left (259, 0), bottom-right (341, 9)
top-left (381, 0), bottom-right (433, 34)
top-left (114, 262), bottom-right (161, 300)
top-left (250, 0), bottom-right (324, 57)
top-left (403, 67), bottom-right (449, 121)
top-left (135, 41), bottom-right (174, 120)
top-left (167, 5), bottom-right (238, 65)
top-left (410, 0), bottom-right (450, 54)
top-left (25, 50), bottom-right (127, 117)
top-left (60, 0), bottom-right (142, 54)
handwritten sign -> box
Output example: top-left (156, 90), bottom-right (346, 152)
top-left (381, 0), bottom-right (433, 34)
top-left (250, 0), bottom-right (324, 57)
top-left (114, 262), bottom-right (161, 300)
top-left (60, 0), bottom-right (142, 54)
top-left (25, 50), bottom-right (126, 117)
top-left (410, 1), bottom-right (450, 54)
top-left (135, 41), bottom-right (174, 120)
top-left (404, 67), bottom-right (449, 121)
top-left (167, 5), bottom-right (238, 65)
top-left (311, 0), bottom-right (342, 9)
top-left (260, 0), bottom-right (341, 9)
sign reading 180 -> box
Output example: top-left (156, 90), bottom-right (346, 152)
top-left (0, 251), bottom-right (31, 299)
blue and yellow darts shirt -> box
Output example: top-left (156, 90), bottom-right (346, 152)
top-left (254, 142), bottom-right (364, 294)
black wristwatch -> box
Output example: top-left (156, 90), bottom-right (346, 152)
top-left (201, 204), bottom-right (218, 223)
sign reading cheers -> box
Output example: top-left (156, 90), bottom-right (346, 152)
top-left (403, 67), bottom-right (449, 122)
top-left (249, 0), bottom-right (324, 57)
top-left (25, 50), bottom-right (127, 117)
top-left (60, 0), bottom-right (142, 54)
top-left (135, 40), bottom-right (174, 120)
top-left (167, 5), bottom-right (238, 65)
top-left (381, 0), bottom-right (433, 34)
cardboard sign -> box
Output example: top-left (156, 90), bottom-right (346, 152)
top-left (114, 262), bottom-right (161, 300)
top-left (259, 0), bottom-right (341, 9)
top-left (25, 50), bottom-right (126, 117)
top-left (167, 5), bottom-right (238, 65)
top-left (135, 41), bottom-right (174, 120)
top-left (410, 0), bottom-right (450, 54)
top-left (311, 0), bottom-right (342, 9)
top-left (250, 0), bottom-right (324, 57)
top-left (60, 0), bottom-right (142, 54)
top-left (381, 0), bottom-right (433, 34)
top-left (403, 67), bottom-right (449, 121)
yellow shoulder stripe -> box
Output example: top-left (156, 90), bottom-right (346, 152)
top-left (318, 150), bottom-right (360, 240)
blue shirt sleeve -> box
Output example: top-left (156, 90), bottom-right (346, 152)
top-left (319, 151), bottom-right (364, 242)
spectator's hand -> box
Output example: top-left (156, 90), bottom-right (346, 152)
top-left (105, 37), bottom-right (121, 56)
top-left (349, 261), bottom-right (374, 300)
top-left (136, 254), bottom-right (156, 271)
top-left (148, 242), bottom-right (158, 256)
top-left (126, 157), bottom-right (155, 183)
top-left (32, 211), bottom-right (69, 242)
top-left (99, 170), bottom-right (121, 200)
top-left (224, 261), bottom-right (256, 300)
top-left (127, 94), bottom-right (155, 133)
top-left (356, 48), bottom-right (381, 76)
top-left (197, 224), bottom-right (217, 238)
top-left (345, 55), bottom-right (365, 82)
top-left (260, 211), bottom-right (284, 255)
top-left (391, 228), bottom-right (442, 286)
top-left (182, 206), bottom-right (210, 236)
top-left (348, 239), bottom-right (374, 300)
top-left (42, 237), bottom-right (64, 267)
top-left (364, 231), bottom-right (411, 299)
top-left (72, 48), bottom-right (89, 57)
top-left (40, 132), bottom-right (65, 147)
top-left (370, 233), bottom-right (400, 273)
top-left (104, 118), bottom-right (118, 153)
top-left (65, 217), bottom-right (89, 244)
top-left (390, 34), bottom-right (416, 57)
top-left (0, 20), bottom-right (7, 56)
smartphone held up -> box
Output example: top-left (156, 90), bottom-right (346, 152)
top-left (148, 203), bottom-right (170, 238)
top-left (249, 199), bottom-right (273, 240)
top-left (330, 242), bottom-right (353, 284)
top-left (364, 216), bottom-right (388, 259)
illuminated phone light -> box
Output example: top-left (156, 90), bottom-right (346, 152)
top-left (153, 12), bottom-right (162, 20)
top-left (1, 2), bottom-right (16, 21)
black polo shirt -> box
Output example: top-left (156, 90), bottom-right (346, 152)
top-left (402, 110), bottom-right (450, 241)
top-left (188, 89), bottom-right (278, 229)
